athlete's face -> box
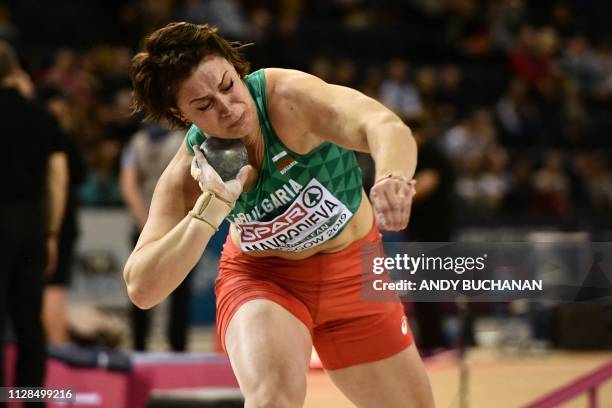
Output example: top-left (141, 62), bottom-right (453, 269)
top-left (174, 55), bottom-right (256, 139)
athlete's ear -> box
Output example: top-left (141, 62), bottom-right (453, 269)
top-left (170, 107), bottom-right (188, 125)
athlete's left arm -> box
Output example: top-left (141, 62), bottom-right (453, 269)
top-left (268, 69), bottom-right (417, 231)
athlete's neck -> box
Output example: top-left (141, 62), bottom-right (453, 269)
top-left (241, 126), bottom-right (264, 164)
top-left (241, 128), bottom-right (264, 192)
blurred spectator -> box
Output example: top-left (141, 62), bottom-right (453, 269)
top-left (441, 109), bottom-right (496, 168)
top-left (0, 4), bottom-right (18, 40)
top-left (403, 119), bottom-right (455, 355)
top-left (409, 0), bottom-right (445, 17)
top-left (359, 65), bottom-right (384, 100)
top-left (533, 75), bottom-right (564, 146)
top-left (98, 87), bottom-right (140, 143)
top-left (444, 0), bottom-right (492, 56)
top-left (407, 119), bottom-right (455, 241)
top-left (0, 41), bottom-right (68, 398)
top-left (587, 157), bottom-right (612, 216)
top-left (559, 35), bottom-right (603, 96)
top-left (88, 45), bottom-right (133, 101)
top-left (532, 150), bottom-right (571, 216)
top-left (120, 123), bottom-right (192, 351)
top-left (434, 64), bottom-right (464, 125)
top-left (121, 0), bottom-right (175, 44)
top-left (571, 152), bottom-right (612, 216)
top-left (454, 155), bottom-right (484, 209)
top-left (453, 145), bottom-right (513, 212)
top-left (479, 146), bottom-right (512, 209)
top-left (560, 79), bottom-right (590, 146)
top-left (594, 44), bottom-right (612, 99)
top-left (275, 0), bottom-right (303, 35)
top-left (568, 151), bottom-right (595, 213)
top-left (41, 48), bottom-right (96, 104)
top-left (305, 0), bottom-right (376, 28)
top-left (380, 59), bottom-right (423, 119)
top-left (504, 156), bottom-right (536, 214)
top-left (415, 66), bottom-right (438, 111)
top-left (488, 0), bottom-right (526, 52)
top-left (495, 78), bottom-right (542, 146)
top-left (79, 139), bottom-right (123, 207)
top-left (38, 86), bottom-right (87, 345)
top-left (309, 56), bottom-right (336, 83)
top-left (177, 0), bottom-right (258, 40)
top-left (508, 25), bottom-right (559, 90)
top-left (549, 1), bottom-right (581, 39)
top-left (335, 59), bottom-right (358, 87)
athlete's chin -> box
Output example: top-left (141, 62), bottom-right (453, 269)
top-left (216, 133), bottom-right (244, 140)
top-left (223, 125), bottom-right (255, 139)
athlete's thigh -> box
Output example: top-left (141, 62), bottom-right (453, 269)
top-left (326, 344), bottom-right (435, 408)
top-left (224, 299), bottom-right (313, 396)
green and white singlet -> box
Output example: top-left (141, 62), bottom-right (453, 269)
top-left (185, 69), bottom-right (363, 252)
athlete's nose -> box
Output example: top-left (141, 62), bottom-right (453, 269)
top-left (217, 95), bottom-right (232, 118)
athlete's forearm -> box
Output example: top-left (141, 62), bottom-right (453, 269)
top-left (366, 116), bottom-right (417, 181)
top-left (124, 191), bottom-right (232, 309)
top-left (46, 152), bottom-right (69, 236)
top-left (124, 216), bottom-right (213, 309)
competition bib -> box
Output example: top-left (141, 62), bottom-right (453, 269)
top-left (235, 179), bottom-right (353, 252)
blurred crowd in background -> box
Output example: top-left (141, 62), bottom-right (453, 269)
top-left (2, 0), bottom-right (612, 235)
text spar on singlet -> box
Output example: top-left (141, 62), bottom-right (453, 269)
top-left (235, 179), bottom-right (353, 252)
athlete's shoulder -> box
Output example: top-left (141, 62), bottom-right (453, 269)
top-left (263, 69), bottom-right (328, 119)
top-left (262, 67), bottom-right (308, 81)
top-left (263, 68), bottom-right (322, 96)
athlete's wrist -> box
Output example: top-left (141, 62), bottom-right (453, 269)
top-left (373, 174), bottom-right (412, 187)
top-left (188, 190), bottom-right (234, 231)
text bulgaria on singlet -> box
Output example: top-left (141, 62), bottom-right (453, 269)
top-left (234, 179), bottom-right (353, 252)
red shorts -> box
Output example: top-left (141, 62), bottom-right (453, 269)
top-left (215, 222), bottom-right (413, 370)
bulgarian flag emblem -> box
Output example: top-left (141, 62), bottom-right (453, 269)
top-left (272, 150), bottom-right (297, 174)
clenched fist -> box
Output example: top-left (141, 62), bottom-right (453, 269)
top-left (369, 176), bottom-right (416, 231)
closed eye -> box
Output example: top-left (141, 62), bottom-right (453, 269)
top-left (222, 80), bottom-right (234, 92)
top-left (195, 79), bottom-right (233, 111)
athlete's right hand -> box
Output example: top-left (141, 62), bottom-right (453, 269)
top-left (191, 145), bottom-right (252, 203)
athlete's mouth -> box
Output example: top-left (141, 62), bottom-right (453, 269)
top-left (228, 113), bottom-right (245, 129)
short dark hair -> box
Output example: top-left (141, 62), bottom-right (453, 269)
top-left (129, 22), bottom-right (251, 128)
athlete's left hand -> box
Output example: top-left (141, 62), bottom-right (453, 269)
top-left (369, 176), bottom-right (416, 231)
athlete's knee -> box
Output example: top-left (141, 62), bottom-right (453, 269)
top-left (244, 372), bottom-right (306, 408)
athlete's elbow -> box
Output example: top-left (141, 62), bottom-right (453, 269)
top-left (364, 111), bottom-right (411, 139)
top-left (124, 264), bottom-right (155, 310)
top-left (126, 282), bottom-right (156, 310)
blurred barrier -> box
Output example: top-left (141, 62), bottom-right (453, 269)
top-left (73, 208), bottom-right (227, 326)
top-left (3, 344), bottom-right (238, 408)
top-left (72, 209), bottom-right (132, 307)
top-left (148, 388), bottom-right (243, 408)
top-left (128, 352), bottom-right (238, 407)
top-left (521, 359), bottom-right (612, 408)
